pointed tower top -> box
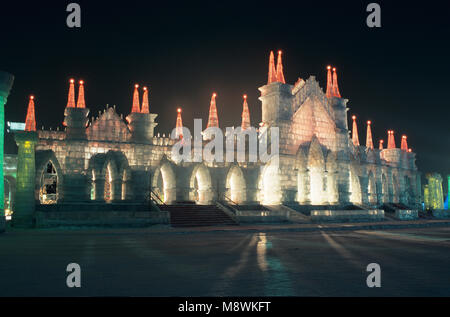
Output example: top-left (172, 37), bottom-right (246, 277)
top-left (141, 86), bottom-right (149, 114)
top-left (76, 80), bottom-right (86, 108)
top-left (241, 94), bottom-right (251, 130)
top-left (206, 92), bottom-right (219, 129)
top-left (25, 95), bottom-right (36, 132)
top-left (352, 115), bottom-right (360, 146)
top-left (276, 50), bottom-right (286, 84)
top-left (401, 135), bottom-right (408, 151)
top-left (366, 120), bottom-right (374, 150)
top-left (176, 107), bottom-right (183, 139)
top-left (66, 78), bottom-right (76, 108)
top-left (332, 67), bottom-right (341, 98)
top-left (267, 51), bottom-right (277, 84)
top-left (387, 130), bottom-right (396, 149)
top-left (131, 84), bottom-right (140, 113)
top-left (379, 139), bottom-right (384, 150)
top-left (326, 66), bottom-right (333, 98)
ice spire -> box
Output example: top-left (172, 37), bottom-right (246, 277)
top-left (66, 78), bottom-right (76, 108)
top-left (76, 80), bottom-right (86, 108)
top-left (131, 84), bottom-right (140, 113)
top-left (276, 50), bottom-right (286, 84)
top-left (141, 86), bottom-right (149, 114)
top-left (241, 94), bottom-right (251, 130)
top-left (332, 67), bottom-right (341, 98)
top-left (176, 108), bottom-right (183, 139)
top-left (351, 115), bottom-right (360, 146)
top-left (379, 140), bottom-right (384, 150)
top-left (326, 66), bottom-right (333, 98)
top-left (206, 93), bottom-right (219, 128)
top-left (25, 95), bottom-right (36, 132)
top-left (267, 51), bottom-right (277, 84)
top-left (401, 135), bottom-right (408, 151)
top-left (387, 130), bottom-right (396, 149)
top-left (366, 120), bottom-right (374, 149)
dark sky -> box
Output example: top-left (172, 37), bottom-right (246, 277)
top-left (1, 1), bottom-right (449, 188)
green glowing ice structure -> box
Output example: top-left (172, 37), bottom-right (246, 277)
top-left (12, 131), bottom-right (38, 228)
top-left (424, 173), bottom-right (444, 210)
top-left (0, 71), bottom-right (14, 232)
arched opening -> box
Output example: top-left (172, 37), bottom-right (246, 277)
top-left (404, 175), bottom-right (413, 205)
top-left (122, 169), bottom-right (128, 200)
top-left (261, 163), bottom-right (281, 205)
top-left (392, 173), bottom-right (399, 203)
top-left (349, 168), bottom-right (362, 204)
top-left (226, 166), bottom-right (246, 204)
top-left (309, 169), bottom-right (324, 204)
top-left (368, 171), bottom-right (377, 205)
top-left (382, 173), bottom-right (388, 203)
top-left (307, 141), bottom-right (326, 205)
top-left (4, 177), bottom-right (14, 220)
top-left (104, 163), bottom-right (113, 202)
top-left (190, 165), bottom-right (213, 204)
top-left (154, 171), bottom-right (165, 202)
top-left (152, 163), bottom-right (176, 204)
top-left (39, 161), bottom-right (58, 204)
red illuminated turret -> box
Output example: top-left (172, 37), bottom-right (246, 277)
top-left (387, 130), bottom-right (396, 149)
top-left (25, 95), bottom-right (36, 132)
top-left (206, 93), bottom-right (219, 129)
top-left (401, 135), bottom-right (408, 151)
top-left (176, 108), bottom-right (183, 139)
top-left (241, 94), bottom-right (251, 130)
top-left (332, 67), bottom-right (341, 98)
top-left (76, 80), bottom-right (86, 108)
top-left (379, 139), bottom-right (384, 150)
top-left (366, 120), bottom-right (374, 149)
top-left (276, 50), bottom-right (286, 84)
top-left (66, 79), bottom-right (76, 108)
top-left (352, 115), bottom-right (359, 146)
top-left (326, 66), bottom-right (333, 98)
top-left (131, 84), bottom-right (140, 113)
top-left (141, 86), bottom-right (149, 114)
top-left (267, 51), bottom-right (277, 84)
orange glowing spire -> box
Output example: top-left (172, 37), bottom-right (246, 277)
top-left (176, 108), bottom-right (183, 139)
top-left (332, 67), bottom-right (341, 98)
top-left (141, 86), bottom-right (149, 114)
top-left (241, 94), bottom-right (251, 130)
top-left (267, 51), bottom-right (277, 84)
top-left (76, 80), bottom-right (86, 108)
top-left (131, 84), bottom-right (140, 113)
top-left (276, 50), bottom-right (286, 84)
top-left (326, 66), bottom-right (333, 98)
top-left (352, 115), bottom-right (359, 146)
top-left (207, 93), bottom-right (219, 128)
top-left (366, 120), bottom-right (374, 149)
top-left (25, 95), bottom-right (36, 132)
top-left (379, 139), bottom-right (384, 150)
top-left (401, 135), bottom-right (408, 151)
top-left (387, 130), bottom-right (396, 149)
top-left (66, 78), bottom-right (76, 108)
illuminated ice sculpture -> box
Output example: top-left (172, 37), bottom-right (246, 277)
top-left (0, 71), bottom-right (14, 232)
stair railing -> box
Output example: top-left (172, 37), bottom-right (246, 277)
top-left (223, 194), bottom-right (239, 207)
top-left (149, 188), bottom-right (167, 207)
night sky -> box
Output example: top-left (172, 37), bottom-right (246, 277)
top-left (0, 1), bottom-right (449, 189)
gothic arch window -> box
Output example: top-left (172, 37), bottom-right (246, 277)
top-left (104, 163), bottom-right (113, 202)
top-left (226, 166), bottom-right (246, 204)
top-left (39, 161), bottom-right (58, 204)
top-left (189, 164), bottom-right (213, 205)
